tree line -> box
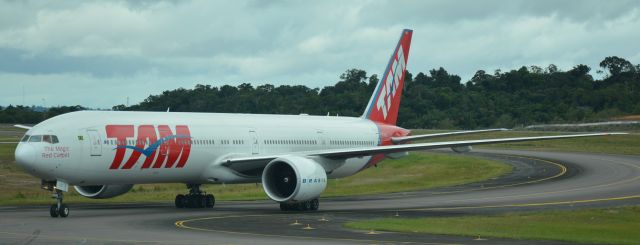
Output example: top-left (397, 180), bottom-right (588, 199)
top-left (2, 56), bottom-right (639, 129)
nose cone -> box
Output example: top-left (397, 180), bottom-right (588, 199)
top-left (15, 144), bottom-right (36, 170)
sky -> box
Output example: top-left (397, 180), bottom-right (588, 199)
top-left (0, 0), bottom-right (639, 109)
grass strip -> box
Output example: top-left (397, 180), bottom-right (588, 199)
top-left (345, 206), bottom-right (640, 245)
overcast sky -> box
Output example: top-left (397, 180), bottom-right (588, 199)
top-left (1, 0), bottom-right (639, 109)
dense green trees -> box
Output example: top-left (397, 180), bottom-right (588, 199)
top-left (2, 57), bottom-right (639, 129)
top-left (0, 105), bottom-right (85, 124)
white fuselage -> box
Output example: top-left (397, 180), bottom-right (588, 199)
top-left (16, 111), bottom-right (382, 186)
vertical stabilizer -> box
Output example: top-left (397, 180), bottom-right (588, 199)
top-left (362, 29), bottom-right (412, 125)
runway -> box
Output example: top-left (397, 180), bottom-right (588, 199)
top-left (1, 149), bottom-right (639, 245)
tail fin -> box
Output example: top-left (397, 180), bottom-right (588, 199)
top-left (362, 29), bottom-right (412, 125)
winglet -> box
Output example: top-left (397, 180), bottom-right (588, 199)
top-left (14, 124), bottom-right (32, 130)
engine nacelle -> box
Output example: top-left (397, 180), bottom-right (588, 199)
top-left (386, 151), bottom-right (409, 159)
top-left (262, 156), bottom-right (327, 202)
top-left (451, 145), bottom-right (472, 153)
top-left (74, 184), bottom-right (133, 199)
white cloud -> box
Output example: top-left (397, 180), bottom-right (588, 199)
top-left (0, 0), bottom-right (639, 108)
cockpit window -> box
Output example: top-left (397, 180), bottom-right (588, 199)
top-left (24, 135), bottom-right (59, 144)
top-left (28, 135), bottom-right (42, 142)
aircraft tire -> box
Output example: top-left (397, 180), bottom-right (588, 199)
top-left (301, 201), bottom-right (311, 211)
top-left (280, 202), bottom-right (293, 211)
top-left (205, 194), bottom-right (215, 208)
top-left (58, 204), bottom-right (69, 218)
top-left (198, 195), bottom-right (206, 208)
top-left (175, 194), bottom-right (185, 208)
top-left (186, 195), bottom-right (195, 208)
top-left (49, 205), bottom-right (59, 218)
top-left (310, 199), bottom-right (319, 211)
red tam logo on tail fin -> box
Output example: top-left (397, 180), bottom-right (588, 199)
top-left (362, 29), bottom-right (412, 126)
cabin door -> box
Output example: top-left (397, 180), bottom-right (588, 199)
top-left (249, 130), bottom-right (259, 155)
top-left (87, 130), bottom-right (102, 156)
top-left (316, 130), bottom-right (327, 147)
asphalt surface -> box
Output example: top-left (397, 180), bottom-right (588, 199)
top-left (1, 149), bottom-right (639, 245)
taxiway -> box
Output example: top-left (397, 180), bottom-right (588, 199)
top-left (1, 149), bottom-right (639, 244)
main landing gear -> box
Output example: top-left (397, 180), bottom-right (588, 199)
top-left (174, 184), bottom-right (215, 208)
top-left (49, 189), bottom-right (69, 218)
top-left (279, 198), bottom-right (319, 211)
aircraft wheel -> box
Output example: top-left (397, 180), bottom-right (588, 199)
top-left (50, 205), bottom-right (59, 218)
top-left (205, 194), bottom-right (215, 208)
top-left (300, 201), bottom-right (311, 211)
top-left (58, 204), bottom-right (69, 218)
top-left (175, 194), bottom-right (185, 208)
top-left (280, 202), bottom-right (295, 211)
top-left (310, 199), bottom-right (319, 211)
top-left (186, 195), bottom-right (195, 208)
top-left (198, 195), bottom-right (207, 208)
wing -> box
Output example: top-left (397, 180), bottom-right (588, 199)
top-left (14, 124), bottom-right (32, 130)
top-left (221, 132), bottom-right (626, 170)
top-left (313, 132), bottom-right (625, 158)
top-left (391, 128), bottom-right (508, 144)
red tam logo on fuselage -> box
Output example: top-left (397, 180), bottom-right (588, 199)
top-left (106, 125), bottom-right (191, 170)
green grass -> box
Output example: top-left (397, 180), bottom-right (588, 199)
top-left (412, 129), bottom-right (640, 155)
top-left (345, 206), bottom-right (640, 245)
top-left (323, 153), bottom-right (510, 196)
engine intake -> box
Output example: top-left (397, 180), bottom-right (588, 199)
top-left (74, 184), bottom-right (133, 199)
top-left (262, 156), bottom-right (327, 202)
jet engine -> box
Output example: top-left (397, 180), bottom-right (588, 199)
top-left (261, 156), bottom-right (327, 202)
top-left (74, 184), bottom-right (133, 199)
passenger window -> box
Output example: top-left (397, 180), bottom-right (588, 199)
top-left (21, 135), bottom-right (30, 142)
top-left (29, 135), bottom-right (42, 142)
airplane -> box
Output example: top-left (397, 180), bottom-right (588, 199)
top-left (13, 29), bottom-right (625, 218)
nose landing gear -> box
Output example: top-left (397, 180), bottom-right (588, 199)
top-left (175, 184), bottom-right (215, 208)
top-left (43, 180), bottom-right (70, 218)
top-left (49, 189), bottom-right (69, 217)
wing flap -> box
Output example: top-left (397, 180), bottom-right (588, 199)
top-left (391, 128), bottom-right (508, 144)
top-left (221, 155), bottom-right (279, 167)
